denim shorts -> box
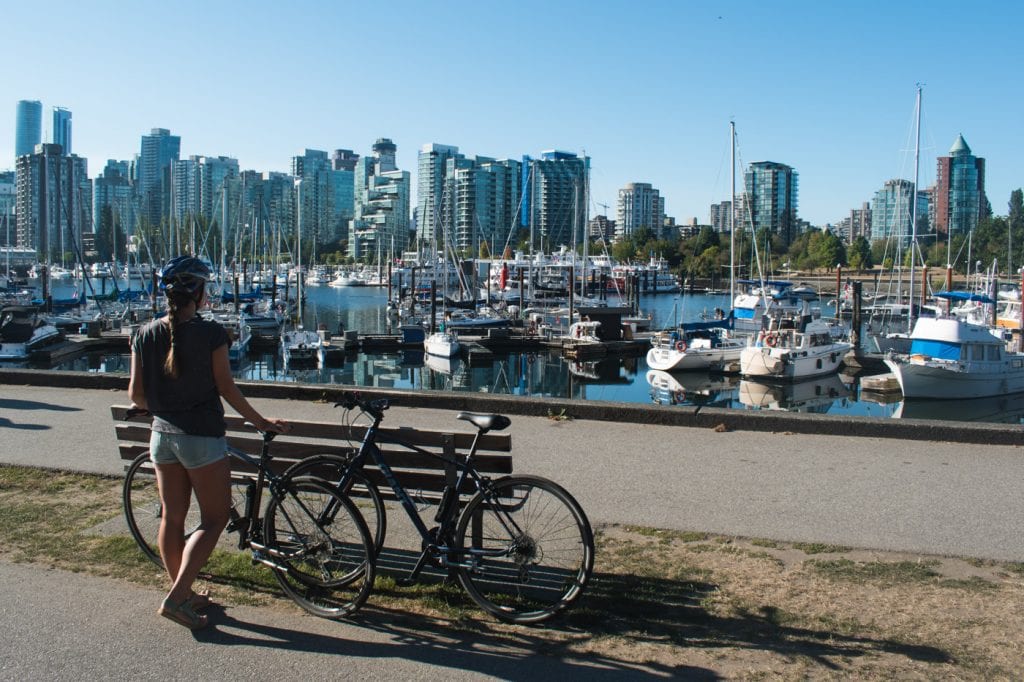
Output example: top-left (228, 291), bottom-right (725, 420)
top-left (149, 431), bottom-right (227, 470)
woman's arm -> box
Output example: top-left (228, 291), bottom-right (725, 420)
top-left (128, 351), bottom-right (148, 409)
top-left (211, 344), bottom-right (288, 432)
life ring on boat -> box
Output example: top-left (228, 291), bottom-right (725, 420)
top-left (527, 354), bottom-right (535, 365)
top-left (764, 333), bottom-right (778, 347)
top-left (675, 341), bottom-right (687, 352)
top-left (673, 389), bottom-right (686, 403)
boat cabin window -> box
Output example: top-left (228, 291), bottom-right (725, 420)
top-left (971, 345), bottom-right (985, 361)
top-left (987, 345), bottom-right (1001, 361)
top-left (908, 339), bottom-right (961, 360)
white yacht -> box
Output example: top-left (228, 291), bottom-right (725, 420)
top-left (883, 316), bottom-right (1024, 399)
top-left (647, 320), bottom-right (746, 372)
top-left (740, 296), bottom-right (851, 381)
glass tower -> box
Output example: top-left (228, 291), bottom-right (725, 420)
top-left (15, 100), bottom-right (42, 157)
top-left (52, 107), bottom-right (72, 155)
top-left (743, 161), bottom-right (799, 244)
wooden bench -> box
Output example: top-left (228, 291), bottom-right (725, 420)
top-left (110, 405), bottom-right (514, 503)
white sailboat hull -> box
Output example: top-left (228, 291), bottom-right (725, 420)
top-left (646, 343), bottom-right (743, 371)
top-left (424, 332), bottom-right (460, 358)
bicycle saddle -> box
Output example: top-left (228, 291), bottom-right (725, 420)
top-left (456, 412), bottom-right (511, 432)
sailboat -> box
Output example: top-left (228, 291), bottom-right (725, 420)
top-left (423, 180), bottom-right (461, 358)
top-left (280, 184), bottom-right (322, 367)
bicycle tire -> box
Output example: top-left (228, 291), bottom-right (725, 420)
top-left (455, 474), bottom-right (594, 624)
top-left (122, 452), bottom-right (171, 566)
top-left (123, 452), bottom-right (246, 568)
top-left (263, 476), bottom-right (375, 619)
top-left (282, 454), bottom-right (387, 557)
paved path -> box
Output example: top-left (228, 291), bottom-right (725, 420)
top-left (0, 562), bottom-right (678, 680)
top-left (2, 384), bottom-right (1023, 561)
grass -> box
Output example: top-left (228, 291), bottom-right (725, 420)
top-left (3, 463), bottom-right (1024, 678)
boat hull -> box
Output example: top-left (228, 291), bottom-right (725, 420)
top-left (884, 357), bottom-right (1024, 399)
top-left (646, 344), bottom-right (743, 371)
top-left (740, 342), bottom-right (851, 381)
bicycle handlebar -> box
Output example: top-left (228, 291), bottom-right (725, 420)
top-left (334, 392), bottom-right (391, 419)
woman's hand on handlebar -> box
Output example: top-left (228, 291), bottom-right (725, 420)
top-left (259, 417), bottom-right (291, 434)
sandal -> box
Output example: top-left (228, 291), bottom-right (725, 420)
top-left (158, 596), bottom-right (208, 630)
top-left (188, 591), bottom-right (213, 611)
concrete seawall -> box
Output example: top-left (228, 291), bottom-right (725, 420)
top-left (1, 367), bottom-right (1020, 446)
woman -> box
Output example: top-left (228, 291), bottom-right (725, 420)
top-left (128, 255), bottom-right (288, 629)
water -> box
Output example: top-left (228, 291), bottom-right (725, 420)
top-left (37, 280), bottom-right (1024, 426)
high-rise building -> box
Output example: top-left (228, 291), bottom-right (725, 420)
top-left (743, 161), bottom-right (799, 243)
top-left (15, 100), bottom-right (43, 158)
top-left (138, 128), bottom-right (181, 227)
top-left (331, 149), bottom-right (360, 171)
top-left (417, 143), bottom-right (463, 242)
top-left (350, 138), bottom-right (410, 259)
top-left (710, 201), bottom-right (732, 232)
top-left (523, 150), bottom-right (589, 251)
top-left (847, 202), bottom-right (872, 242)
top-left (588, 215), bottom-right (615, 242)
top-left (0, 171), bottom-right (15, 246)
top-left (93, 160), bottom-right (135, 251)
top-left (870, 179), bottom-right (927, 244)
top-left (15, 143), bottom-right (90, 260)
top-left (171, 155), bottom-right (239, 235)
top-left (616, 182), bottom-right (663, 241)
top-left (934, 134), bottom-right (987, 235)
top-left (52, 107), bottom-right (72, 155)
top-left (458, 157), bottom-right (522, 255)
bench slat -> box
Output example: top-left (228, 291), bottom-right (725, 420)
top-left (111, 405), bottom-right (511, 451)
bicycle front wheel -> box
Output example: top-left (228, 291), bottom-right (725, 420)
top-left (263, 476), bottom-right (375, 619)
top-left (455, 474), bottom-right (594, 624)
top-left (282, 454), bottom-right (387, 557)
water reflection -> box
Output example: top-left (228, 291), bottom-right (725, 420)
top-left (738, 374), bottom-right (853, 414)
top-left (893, 393), bottom-right (1024, 424)
top-left (646, 370), bottom-right (737, 407)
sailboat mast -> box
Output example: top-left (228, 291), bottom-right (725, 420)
top-left (729, 120), bottom-right (736, 304)
top-left (908, 84), bottom-right (922, 334)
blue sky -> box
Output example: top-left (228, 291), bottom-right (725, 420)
top-left (2, 1), bottom-right (1021, 227)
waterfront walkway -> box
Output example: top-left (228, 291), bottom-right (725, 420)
top-left (3, 375), bottom-right (1024, 679)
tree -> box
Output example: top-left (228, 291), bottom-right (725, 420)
top-left (847, 236), bottom-right (872, 270)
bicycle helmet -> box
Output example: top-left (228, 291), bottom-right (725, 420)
top-left (159, 255), bottom-right (211, 297)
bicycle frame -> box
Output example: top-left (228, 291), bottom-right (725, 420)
top-left (331, 402), bottom-right (527, 577)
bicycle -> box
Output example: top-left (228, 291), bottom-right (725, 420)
top-left (281, 393), bottom-right (595, 624)
top-left (121, 409), bottom-right (375, 619)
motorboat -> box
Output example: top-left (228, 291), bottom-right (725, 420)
top-left (646, 317), bottom-right (746, 372)
top-left (883, 315), bottom-right (1024, 399)
top-left (0, 306), bottom-right (63, 360)
top-left (280, 327), bottom-right (321, 366)
top-left (565, 320), bottom-right (602, 343)
top-left (740, 297), bottom-right (851, 381)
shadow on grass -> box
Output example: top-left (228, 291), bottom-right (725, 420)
top-left (192, 560), bottom-right (951, 679)
top-left (563, 569), bottom-right (952, 670)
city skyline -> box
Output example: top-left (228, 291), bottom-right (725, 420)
top-left (2, 1), bottom-right (1021, 227)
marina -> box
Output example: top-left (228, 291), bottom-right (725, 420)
top-left (12, 276), bottom-right (1024, 426)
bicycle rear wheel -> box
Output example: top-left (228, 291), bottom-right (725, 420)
top-left (455, 474), bottom-right (594, 624)
top-left (263, 476), bottom-right (375, 619)
top-left (282, 454), bottom-right (387, 557)
top-left (123, 452), bottom-right (246, 568)
top-left (123, 452), bottom-right (172, 566)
